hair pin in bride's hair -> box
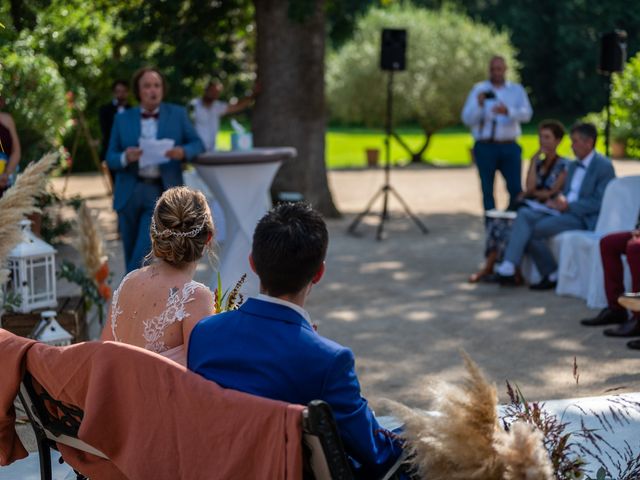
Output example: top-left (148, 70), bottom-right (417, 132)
top-left (151, 218), bottom-right (207, 239)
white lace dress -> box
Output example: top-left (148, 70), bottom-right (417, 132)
top-left (109, 271), bottom-right (209, 366)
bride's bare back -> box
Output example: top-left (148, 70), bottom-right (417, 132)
top-left (101, 265), bottom-right (214, 364)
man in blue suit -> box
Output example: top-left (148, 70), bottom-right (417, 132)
top-left (107, 67), bottom-right (204, 272)
top-left (496, 122), bottom-right (616, 289)
top-left (188, 203), bottom-right (404, 479)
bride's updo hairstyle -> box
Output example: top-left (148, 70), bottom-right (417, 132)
top-left (148, 187), bottom-right (214, 268)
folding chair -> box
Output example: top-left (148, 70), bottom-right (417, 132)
top-left (302, 400), bottom-right (408, 480)
top-left (17, 371), bottom-right (107, 480)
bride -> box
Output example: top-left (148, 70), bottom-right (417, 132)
top-left (100, 186), bottom-right (215, 366)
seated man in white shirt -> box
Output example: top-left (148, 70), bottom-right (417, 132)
top-left (495, 122), bottom-right (616, 290)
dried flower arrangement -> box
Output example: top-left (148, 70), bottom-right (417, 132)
top-left (213, 272), bottom-right (246, 313)
top-left (384, 353), bottom-right (640, 480)
top-left (0, 153), bottom-right (57, 287)
top-left (503, 376), bottom-right (640, 480)
top-left (58, 201), bottom-right (111, 324)
top-left (384, 353), bottom-right (553, 480)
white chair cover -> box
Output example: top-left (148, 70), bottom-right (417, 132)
top-left (555, 175), bottom-right (640, 308)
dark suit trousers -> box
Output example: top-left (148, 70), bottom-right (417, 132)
top-left (600, 231), bottom-right (640, 317)
top-left (473, 141), bottom-right (522, 211)
top-left (503, 207), bottom-right (585, 276)
top-left (118, 181), bottom-right (163, 272)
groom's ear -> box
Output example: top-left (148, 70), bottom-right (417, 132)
top-left (248, 253), bottom-right (257, 274)
top-left (311, 261), bottom-right (325, 285)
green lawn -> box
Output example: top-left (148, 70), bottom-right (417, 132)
top-left (218, 125), bottom-right (605, 169)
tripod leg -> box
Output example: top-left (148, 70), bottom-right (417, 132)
top-left (376, 186), bottom-right (391, 240)
top-left (347, 188), bottom-right (385, 235)
top-left (388, 185), bottom-right (429, 234)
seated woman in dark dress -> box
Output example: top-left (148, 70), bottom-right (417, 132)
top-left (469, 119), bottom-right (568, 283)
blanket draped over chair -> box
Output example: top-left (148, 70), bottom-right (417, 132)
top-left (0, 329), bottom-right (304, 480)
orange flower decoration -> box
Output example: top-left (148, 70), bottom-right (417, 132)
top-left (95, 262), bottom-right (109, 284)
top-left (98, 283), bottom-right (112, 301)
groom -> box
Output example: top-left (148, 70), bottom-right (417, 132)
top-left (188, 203), bottom-right (404, 479)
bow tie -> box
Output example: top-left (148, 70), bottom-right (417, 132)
top-left (141, 111), bottom-right (159, 120)
top-left (576, 162), bottom-right (586, 169)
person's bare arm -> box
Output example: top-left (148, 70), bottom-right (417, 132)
top-left (100, 304), bottom-right (115, 341)
top-left (183, 287), bottom-right (216, 353)
top-left (224, 82), bottom-right (260, 116)
top-left (543, 169), bottom-right (568, 199)
top-left (524, 152), bottom-right (540, 195)
top-left (224, 96), bottom-right (255, 115)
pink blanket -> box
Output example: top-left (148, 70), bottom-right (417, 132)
top-left (0, 329), bottom-right (303, 479)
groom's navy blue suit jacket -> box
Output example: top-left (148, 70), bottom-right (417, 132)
top-left (188, 297), bottom-right (403, 479)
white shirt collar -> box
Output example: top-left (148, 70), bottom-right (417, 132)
top-left (141, 107), bottom-right (160, 115)
top-left (256, 294), bottom-right (312, 326)
top-left (577, 149), bottom-right (595, 168)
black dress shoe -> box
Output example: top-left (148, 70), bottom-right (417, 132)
top-left (581, 307), bottom-right (628, 327)
top-left (496, 273), bottom-right (517, 286)
top-left (627, 339), bottom-right (640, 350)
top-left (604, 320), bottom-right (640, 337)
top-left (480, 273), bottom-right (500, 284)
top-left (529, 276), bottom-right (557, 291)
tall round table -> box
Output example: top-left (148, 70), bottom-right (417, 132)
top-left (192, 147), bottom-right (296, 296)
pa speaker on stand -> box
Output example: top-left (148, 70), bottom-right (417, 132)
top-left (598, 30), bottom-right (627, 158)
top-left (347, 28), bottom-right (428, 240)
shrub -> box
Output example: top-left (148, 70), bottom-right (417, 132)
top-left (584, 52), bottom-right (640, 159)
top-left (0, 44), bottom-right (72, 166)
top-left (326, 5), bottom-right (518, 162)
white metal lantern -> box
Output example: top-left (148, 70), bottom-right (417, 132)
top-left (7, 220), bottom-right (57, 313)
top-left (31, 310), bottom-right (72, 346)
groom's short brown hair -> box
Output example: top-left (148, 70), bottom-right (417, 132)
top-left (252, 203), bottom-right (328, 297)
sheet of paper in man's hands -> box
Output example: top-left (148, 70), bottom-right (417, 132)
top-left (139, 138), bottom-right (175, 168)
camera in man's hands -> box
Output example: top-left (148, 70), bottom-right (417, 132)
top-left (483, 90), bottom-right (496, 99)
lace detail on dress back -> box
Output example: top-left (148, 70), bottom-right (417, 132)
top-left (141, 281), bottom-right (203, 353)
top-left (109, 270), bottom-right (207, 355)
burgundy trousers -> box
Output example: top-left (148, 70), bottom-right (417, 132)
top-left (600, 231), bottom-right (640, 316)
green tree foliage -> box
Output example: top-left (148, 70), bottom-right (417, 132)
top-left (17, 0), bottom-right (123, 106)
top-left (326, 5), bottom-right (517, 162)
top-left (585, 52), bottom-right (640, 159)
top-left (0, 43), bottom-right (71, 164)
top-left (2, 0), bottom-right (256, 171)
top-left (457, 0), bottom-right (640, 115)
top-left (116, 0), bottom-right (255, 103)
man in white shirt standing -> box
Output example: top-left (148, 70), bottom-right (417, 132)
top-left (495, 123), bottom-right (616, 290)
top-left (190, 79), bottom-right (257, 152)
top-left (462, 56), bottom-right (533, 211)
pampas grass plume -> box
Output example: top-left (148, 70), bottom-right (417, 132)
top-left (383, 352), bottom-right (555, 480)
top-left (0, 153), bottom-right (57, 268)
top-left (384, 352), bottom-right (504, 480)
top-left (495, 422), bottom-right (554, 480)
top-left (75, 202), bottom-right (105, 277)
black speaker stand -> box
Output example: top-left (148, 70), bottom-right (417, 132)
top-left (604, 73), bottom-right (612, 158)
top-left (347, 71), bottom-right (428, 240)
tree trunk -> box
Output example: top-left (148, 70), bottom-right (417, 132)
top-left (253, 0), bottom-right (340, 217)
